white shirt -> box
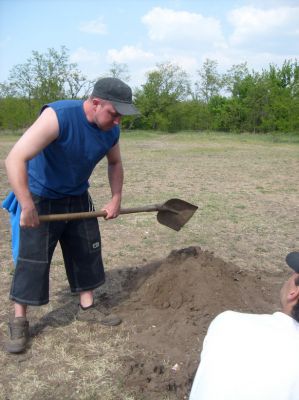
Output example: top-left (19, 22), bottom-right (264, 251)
top-left (189, 311), bottom-right (299, 400)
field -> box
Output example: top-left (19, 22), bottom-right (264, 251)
top-left (0, 131), bottom-right (298, 399)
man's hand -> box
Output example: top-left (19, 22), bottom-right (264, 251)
top-left (101, 198), bottom-right (121, 220)
top-left (20, 205), bottom-right (40, 227)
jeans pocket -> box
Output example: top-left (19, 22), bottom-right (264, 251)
top-left (18, 194), bottom-right (50, 263)
top-left (18, 223), bottom-right (50, 263)
top-left (83, 218), bottom-right (101, 254)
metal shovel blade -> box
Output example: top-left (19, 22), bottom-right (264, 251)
top-left (157, 198), bottom-right (198, 231)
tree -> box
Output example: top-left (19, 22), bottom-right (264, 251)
top-left (107, 62), bottom-right (130, 82)
top-left (134, 62), bottom-right (191, 131)
top-left (223, 65), bottom-right (271, 132)
top-left (259, 60), bottom-right (299, 132)
top-left (6, 46), bottom-right (87, 103)
top-left (0, 47), bottom-right (88, 128)
top-left (194, 59), bottom-right (222, 103)
top-left (223, 62), bottom-right (249, 97)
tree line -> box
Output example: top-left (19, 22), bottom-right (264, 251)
top-left (1, 46), bottom-right (298, 133)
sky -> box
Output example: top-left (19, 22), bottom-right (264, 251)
top-left (0, 0), bottom-right (299, 89)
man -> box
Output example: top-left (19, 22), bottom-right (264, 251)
top-left (189, 251), bottom-right (299, 400)
top-left (3, 77), bottom-right (140, 353)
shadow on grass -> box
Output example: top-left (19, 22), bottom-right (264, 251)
top-left (29, 259), bottom-right (164, 337)
top-left (30, 301), bottom-right (78, 337)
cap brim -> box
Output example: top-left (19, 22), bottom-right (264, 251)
top-left (286, 252), bottom-right (299, 273)
top-left (111, 101), bottom-right (141, 116)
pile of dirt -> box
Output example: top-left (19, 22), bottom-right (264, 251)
top-left (107, 246), bottom-right (284, 399)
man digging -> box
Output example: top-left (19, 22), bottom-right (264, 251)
top-left (3, 77), bottom-right (139, 353)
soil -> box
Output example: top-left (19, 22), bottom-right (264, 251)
top-left (0, 241), bottom-right (286, 399)
top-left (93, 246), bottom-right (286, 399)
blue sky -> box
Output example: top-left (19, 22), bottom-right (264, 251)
top-left (0, 0), bottom-right (298, 88)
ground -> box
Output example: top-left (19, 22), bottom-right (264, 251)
top-left (109, 246), bottom-right (285, 399)
top-left (0, 132), bottom-right (298, 400)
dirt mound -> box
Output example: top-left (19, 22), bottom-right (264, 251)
top-left (112, 246), bottom-right (284, 399)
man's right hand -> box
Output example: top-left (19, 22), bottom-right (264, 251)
top-left (20, 205), bottom-right (40, 227)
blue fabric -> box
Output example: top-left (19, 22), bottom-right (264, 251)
top-left (2, 192), bottom-right (21, 265)
top-left (28, 100), bottom-right (120, 199)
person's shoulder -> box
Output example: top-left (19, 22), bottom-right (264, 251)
top-left (215, 310), bottom-right (273, 323)
top-left (40, 100), bottom-right (83, 114)
top-left (209, 310), bottom-right (259, 331)
top-left (213, 310), bottom-right (241, 323)
top-left (211, 311), bottom-right (279, 337)
top-left (208, 311), bottom-right (239, 330)
top-left (49, 100), bottom-right (83, 111)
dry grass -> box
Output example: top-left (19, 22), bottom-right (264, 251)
top-left (94, 131), bottom-right (299, 274)
top-left (0, 131), bottom-right (298, 399)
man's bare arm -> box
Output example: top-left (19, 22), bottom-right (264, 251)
top-left (5, 107), bottom-right (59, 226)
top-left (102, 142), bottom-right (124, 219)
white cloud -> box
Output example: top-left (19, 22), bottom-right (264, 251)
top-left (67, 5), bottom-right (299, 87)
top-left (79, 17), bottom-right (107, 34)
top-left (228, 6), bottom-right (299, 46)
top-left (70, 48), bottom-right (102, 63)
top-left (70, 48), bottom-right (106, 81)
top-left (151, 53), bottom-right (199, 75)
top-left (142, 7), bottom-right (226, 49)
top-left (107, 45), bottom-right (154, 63)
top-left (169, 55), bottom-right (198, 73)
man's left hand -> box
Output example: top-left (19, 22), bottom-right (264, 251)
top-left (101, 199), bottom-right (121, 219)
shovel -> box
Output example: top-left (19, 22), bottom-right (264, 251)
top-left (39, 198), bottom-right (198, 231)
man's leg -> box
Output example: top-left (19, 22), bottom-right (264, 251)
top-left (60, 193), bottom-right (122, 327)
top-left (7, 194), bottom-right (64, 353)
top-left (79, 290), bottom-right (94, 308)
top-left (15, 302), bottom-right (27, 317)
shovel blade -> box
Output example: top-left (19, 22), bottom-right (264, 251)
top-left (157, 198), bottom-right (198, 231)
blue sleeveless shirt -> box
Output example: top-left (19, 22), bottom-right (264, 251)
top-left (28, 100), bottom-right (120, 198)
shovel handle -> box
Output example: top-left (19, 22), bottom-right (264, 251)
top-left (39, 204), bottom-right (165, 222)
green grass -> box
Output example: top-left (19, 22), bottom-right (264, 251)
top-left (122, 129), bottom-right (299, 144)
top-left (1, 128), bottom-right (299, 144)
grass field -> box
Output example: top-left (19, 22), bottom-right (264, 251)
top-left (0, 130), bottom-right (298, 399)
top-left (98, 130), bottom-right (299, 274)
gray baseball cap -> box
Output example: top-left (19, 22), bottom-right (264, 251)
top-left (286, 252), bottom-right (299, 273)
top-left (91, 77), bottom-right (140, 116)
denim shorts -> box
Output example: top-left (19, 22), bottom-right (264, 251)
top-left (10, 192), bottom-right (105, 306)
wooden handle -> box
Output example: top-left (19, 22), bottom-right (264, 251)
top-left (39, 204), bottom-right (163, 222)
